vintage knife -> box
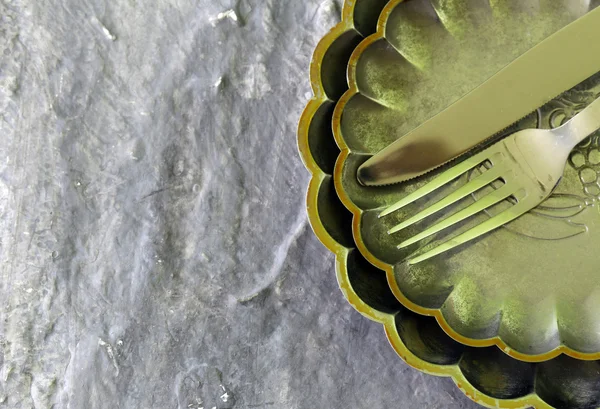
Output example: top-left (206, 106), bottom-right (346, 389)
top-left (357, 7), bottom-right (600, 186)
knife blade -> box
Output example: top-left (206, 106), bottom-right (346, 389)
top-left (357, 7), bottom-right (600, 186)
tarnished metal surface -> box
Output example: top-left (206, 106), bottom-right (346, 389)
top-left (302, 0), bottom-right (600, 406)
top-left (334, 0), bottom-right (600, 361)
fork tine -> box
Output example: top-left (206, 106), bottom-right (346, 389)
top-left (379, 152), bottom-right (493, 218)
top-left (407, 197), bottom-right (530, 265)
top-left (398, 184), bottom-right (514, 247)
top-left (387, 166), bottom-right (504, 234)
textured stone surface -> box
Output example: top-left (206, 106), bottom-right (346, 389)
top-left (0, 0), bottom-right (482, 407)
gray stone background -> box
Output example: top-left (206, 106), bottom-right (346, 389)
top-left (0, 0), bottom-right (484, 407)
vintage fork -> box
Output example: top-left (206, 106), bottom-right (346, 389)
top-left (380, 95), bottom-right (600, 265)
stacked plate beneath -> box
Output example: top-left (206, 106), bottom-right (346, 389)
top-left (299, 0), bottom-right (600, 408)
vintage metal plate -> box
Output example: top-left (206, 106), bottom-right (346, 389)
top-left (333, 0), bottom-right (600, 361)
top-left (299, 0), bottom-right (600, 408)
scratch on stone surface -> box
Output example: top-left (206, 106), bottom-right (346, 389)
top-left (247, 402), bottom-right (277, 408)
top-left (139, 187), bottom-right (171, 201)
top-left (237, 207), bottom-right (307, 303)
top-left (98, 338), bottom-right (119, 376)
top-left (164, 312), bottom-right (178, 343)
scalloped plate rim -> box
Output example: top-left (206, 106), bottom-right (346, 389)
top-left (299, 0), bottom-right (561, 407)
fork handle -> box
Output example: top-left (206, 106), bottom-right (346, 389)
top-left (561, 95), bottom-right (600, 149)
